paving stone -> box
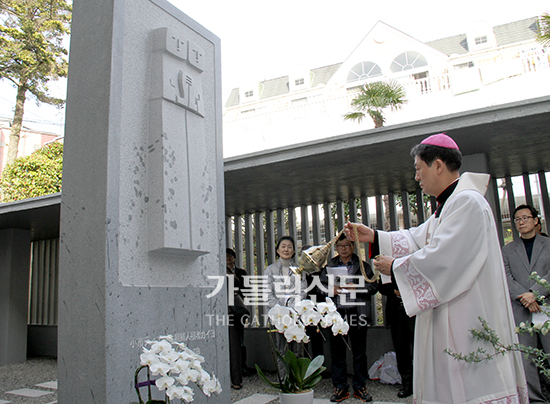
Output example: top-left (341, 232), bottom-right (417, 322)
top-left (6, 388), bottom-right (53, 397)
top-left (35, 381), bottom-right (57, 390)
top-left (234, 393), bottom-right (277, 404)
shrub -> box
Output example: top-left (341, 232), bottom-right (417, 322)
top-left (0, 141), bottom-right (63, 202)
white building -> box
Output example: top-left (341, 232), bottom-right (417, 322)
top-left (223, 16), bottom-right (550, 157)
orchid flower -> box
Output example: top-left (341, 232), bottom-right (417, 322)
top-left (140, 351), bottom-right (160, 368)
top-left (136, 336), bottom-right (222, 403)
top-left (155, 375), bottom-right (175, 390)
top-left (150, 339), bottom-right (172, 354)
top-left (302, 309), bottom-right (322, 325)
top-left (159, 334), bottom-right (175, 342)
top-left (160, 349), bottom-right (180, 364)
top-left (294, 299), bottom-right (315, 314)
top-left (180, 386), bottom-right (195, 403)
top-left (268, 304), bottom-right (292, 323)
top-left (168, 385), bottom-right (194, 402)
top-left (316, 297), bottom-right (337, 314)
top-left (166, 385), bottom-right (186, 400)
top-left (149, 361), bottom-right (172, 376)
top-left (332, 317), bottom-right (350, 336)
top-left (320, 312), bottom-right (340, 328)
top-left (172, 358), bottom-right (191, 373)
top-left (284, 324), bottom-right (307, 342)
top-left (201, 375), bottom-right (221, 396)
top-left (273, 314), bottom-right (294, 332)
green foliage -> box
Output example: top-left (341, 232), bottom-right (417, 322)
top-left (538, 13), bottom-right (550, 47)
top-left (446, 272), bottom-right (550, 378)
top-left (344, 80), bottom-right (407, 128)
top-left (0, 0), bottom-right (71, 165)
top-left (255, 326), bottom-right (326, 394)
top-left (396, 192), bottom-right (431, 216)
top-left (0, 141), bottom-right (63, 202)
top-left (255, 350), bottom-right (325, 394)
top-left (331, 199), bottom-right (362, 229)
top-left (0, 0), bottom-right (71, 97)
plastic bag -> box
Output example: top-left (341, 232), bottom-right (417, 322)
top-left (368, 351), bottom-right (402, 384)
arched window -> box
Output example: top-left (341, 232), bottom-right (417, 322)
top-left (390, 51), bottom-right (427, 73)
top-left (347, 61), bottom-right (383, 82)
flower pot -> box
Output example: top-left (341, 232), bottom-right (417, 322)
top-left (279, 389), bottom-right (314, 404)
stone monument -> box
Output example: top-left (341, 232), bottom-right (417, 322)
top-left (58, 0), bottom-right (227, 402)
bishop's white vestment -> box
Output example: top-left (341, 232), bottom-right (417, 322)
top-left (378, 172), bottom-right (527, 404)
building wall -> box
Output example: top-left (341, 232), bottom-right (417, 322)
top-left (0, 124), bottom-right (59, 173)
top-left (223, 18), bottom-right (550, 157)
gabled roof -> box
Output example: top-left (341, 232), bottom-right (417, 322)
top-left (225, 88), bottom-right (239, 108)
top-left (426, 34), bottom-right (469, 56)
top-left (311, 63), bottom-right (343, 87)
top-left (225, 63), bottom-right (342, 108)
top-left (426, 16), bottom-right (539, 56)
top-left (259, 76), bottom-right (288, 99)
top-left (494, 16), bottom-right (539, 46)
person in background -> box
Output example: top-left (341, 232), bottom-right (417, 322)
top-left (503, 205), bottom-right (550, 403)
top-left (265, 236), bottom-right (306, 377)
top-left (226, 248), bottom-right (248, 389)
top-left (378, 279), bottom-right (414, 398)
top-left (319, 233), bottom-right (378, 402)
top-left (535, 220), bottom-right (549, 237)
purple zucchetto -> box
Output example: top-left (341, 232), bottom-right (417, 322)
top-left (420, 133), bottom-right (460, 150)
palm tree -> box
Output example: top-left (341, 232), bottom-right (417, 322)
top-left (343, 80), bottom-right (407, 128)
top-left (537, 13), bottom-right (550, 47)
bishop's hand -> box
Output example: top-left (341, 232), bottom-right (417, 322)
top-left (374, 255), bottom-right (394, 276)
top-left (344, 222), bottom-right (375, 243)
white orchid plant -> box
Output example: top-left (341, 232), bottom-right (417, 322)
top-left (256, 297), bottom-right (350, 393)
top-left (132, 335), bottom-right (222, 404)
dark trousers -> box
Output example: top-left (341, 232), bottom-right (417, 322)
top-left (305, 324), bottom-right (325, 359)
top-left (229, 314), bottom-right (243, 386)
top-left (517, 324), bottom-right (550, 402)
top-left (389, 304), bottom-right (415, 390)
top-left (330, 309), bottom-right (368, 391)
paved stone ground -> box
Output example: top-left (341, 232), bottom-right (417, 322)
top-left (231, 371), bottom-right (413, 404)
top-left (0, 358), bottom-right (57, 404)
top-left (0, 358), bottom-right (413, 404)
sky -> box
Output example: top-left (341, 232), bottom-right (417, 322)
top-left (0, 0), bottom-right (548, 136)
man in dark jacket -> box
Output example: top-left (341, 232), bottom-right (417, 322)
top-left (319, 233), bottom-right (378, 402)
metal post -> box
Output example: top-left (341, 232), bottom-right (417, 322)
top-left (255, 212), bottom-right (265, 275)
top-left (266, 210), bottom-right (276, 264)
top-left (301, 205), bottom-right (311, 247)
top-left (235, 215), bottom-right (244, 268)
top-left (416, 188), bottom-right (425, 224)
top-left (505, 175), bottom-right (518, 241)
top-left (388, 192), bottom-right (398, 231)
top-left (401, 191), bottom-right (412, 229)
top-left (311, 203), bottom-right (322, 245)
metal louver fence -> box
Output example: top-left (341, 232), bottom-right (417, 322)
top-left (29, 238), bottom-right (59, 326)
